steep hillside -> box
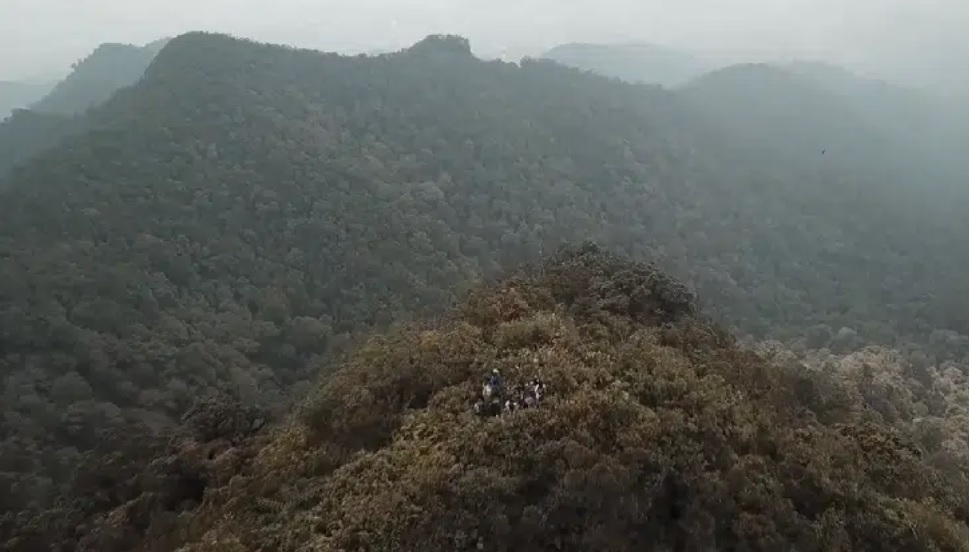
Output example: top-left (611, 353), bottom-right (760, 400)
top-left (31, 40), bottom-right (168, 115)
top-left (0, 81), bottom-right (53, 120)
top-left (681, 64), bottom-right (901, 165)
top-left (780, 61), bottom-right (969, 183)
top-left (7, 246), bottom-right (969, 551)
top-left (541, 42), bottom-right (714, 86)
top-left (679, 63), bottom-right (967, 188)
top-left (0, 39), bottom-right (168, 178)
top-left (0, 39), bottom-right (162, 177)
top-left (2, 31), bottom-right (969, 514)
top-left (0, 109), bottom-right (79, 178)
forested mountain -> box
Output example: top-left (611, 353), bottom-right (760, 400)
top-left (31, 39), bottom-right (169, 115)
top-left (7, 246), bottom-right (969, 550)
top-left (539, 45), bottom-right (969, 185)
top-left (0, 109), bottom-right (79, 178)
top-left (0, 81), bottom-right (53, 120)
top-left (0, 39), bottom-right (168, 180)
top-left (2, 30), bottom-right (969, 522)
top-left (780, 60), bottom-right (969, 183)
top-left (680, 64), bottom-right (917, 172)
top-left (540, 42), bottom-right (714, 86)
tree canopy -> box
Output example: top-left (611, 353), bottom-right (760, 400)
top-left (1, 32), bottom-right (969, 541)
top-left (8, 245), bottom-right (969, 551)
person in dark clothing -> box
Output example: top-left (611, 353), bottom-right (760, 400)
top-left (474, 370), bottom-right (550, 417)
top-left (486, 369), bottom-right (504, 396)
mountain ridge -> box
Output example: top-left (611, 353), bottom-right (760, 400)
top-left (0, 38), bottom-right (171, 179)
top-left (8, 244), bottom-right (969, 551)
top-left (1, 31), bottom-right (969, 526)
top-left (30, 39), bottom-right (169, 115)
top-left (540, 41), bottom-right (715, 87)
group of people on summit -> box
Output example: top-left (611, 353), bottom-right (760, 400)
top-left (472, 368), bottom-right (548, 417)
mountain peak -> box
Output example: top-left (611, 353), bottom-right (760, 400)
top-left (25, 245), bottom-right (966, 551)
top-left (540, 41), bottom-right (713, 86)
top-left (3, 29), bottom-right (969, 552)
top-left (30, 38), bottom-right (169, 115)
top-left (404, 34), bottom-right (474, 57)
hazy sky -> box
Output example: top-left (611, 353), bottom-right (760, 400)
top-left (2, 0), bottom-right (967, 89)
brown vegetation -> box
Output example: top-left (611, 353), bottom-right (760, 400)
top-left (4, 32), bottom-right (969, 516)
top-left (24, 243), bottom-right (957, 551)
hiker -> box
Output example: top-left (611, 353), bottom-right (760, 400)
top-left (474, 399), bottom-right (499, 417)
top-left (483, 369), bottom-right (504, 400)
top-left (531, 378), bottom-right (547, 401)
top-left (473, 370), bottom-right (548, 417)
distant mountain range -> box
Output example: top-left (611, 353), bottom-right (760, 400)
top-left (540, 42), bottom-right (715, 87)
top-left (0, 39), bottom-right (169, 179)
top-left (3, 32), bottom-right (969, 549)
top-left (30, 39), bottom-right (170, 115)
top-left (540, 43), bottom-right (969, 188)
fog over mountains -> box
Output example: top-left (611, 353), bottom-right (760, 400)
top-left (3, 0), bottom-right (968, 94)
top-left (2, 4), bottom-right (969, 550)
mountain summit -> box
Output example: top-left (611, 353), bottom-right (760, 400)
top-left (404, 34), bottom-right (475, 57)
top-left (30, 39), bottom-right (168, 115)
top-left (9, 245), bottom-right (968, 551)
top-left (2, 32), bottom-right (969, 550)
top-left (540, 42), bottom-right (714, 86)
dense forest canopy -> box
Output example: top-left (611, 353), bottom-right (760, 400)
top-left (547, 43), bottom-right (969, 188)
top-left (7, 245), bottom-right (969, 551)
top-left (1, 31), bottom-right (969, 545)
top-left (0, 109), bottom-right (79, 179)
top-left (680, 63), bottom-right (969, 190)
top-left (780, 60), bottom-right (969, 182)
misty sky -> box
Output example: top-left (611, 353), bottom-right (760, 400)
top-left (2, 0), bottom-right (967, 90)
